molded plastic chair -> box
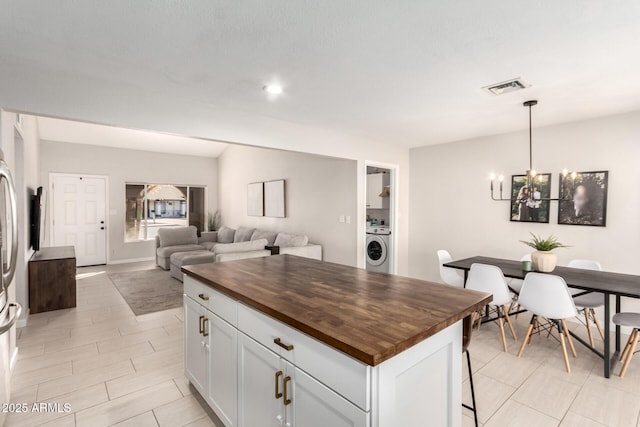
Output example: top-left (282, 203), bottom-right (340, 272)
top-left (568, 259), bottom-right (605, 347)
top-left (613, 313), bottom-right (640, 378)
top-left (507, 254), bottom-right (532, 317)
top-left (437, 250), bottom-right (464, 288)
top-left (517, 273), bottom-right (579, 373)
top-left (465, 263), bottom-right (517, 352)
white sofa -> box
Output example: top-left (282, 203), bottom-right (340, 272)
top-left (155, 226), bottom-right (218, 270)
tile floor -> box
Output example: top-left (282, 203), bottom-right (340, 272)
top-left (8, 261), bottom-right (222, 427)
top-left (8, 262), bottom-right (640, 426)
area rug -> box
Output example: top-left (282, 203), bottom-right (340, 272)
top-left (109, 269), bottom-right (183, 316)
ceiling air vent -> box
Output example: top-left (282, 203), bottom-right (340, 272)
top-left (482, 78), bottom-right (531, 95)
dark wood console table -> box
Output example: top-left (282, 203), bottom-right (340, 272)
top-left (29, 246), bottom-right (77, 314)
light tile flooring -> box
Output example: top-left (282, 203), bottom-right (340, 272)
top-left (8, 261), bottom-right (223, 427)
top-left (8, 262), bottom-right (640, 426)
top-left (463, 312), bottom-right (640, 427)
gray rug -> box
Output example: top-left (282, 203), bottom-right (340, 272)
top-left (109, 269), bottom-right (183, 316)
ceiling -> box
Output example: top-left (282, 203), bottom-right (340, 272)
top-left (2, 1), bottom-right (640, 149)
top-left (37, 116), bottom-right (228, 157)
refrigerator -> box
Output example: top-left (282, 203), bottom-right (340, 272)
top-left (0, 149), bottom-right (22, 426)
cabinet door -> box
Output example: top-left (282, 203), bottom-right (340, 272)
top-left (238, 333), bottom-right (284, 427)
top-left (366, 174), bottom-right (383, 209)
top-left (285, 363), bottom-right (369, 427)
top-left (208, 314), bottom-right (238, 427)
top-left (184, 297), bottom-right (208, 395)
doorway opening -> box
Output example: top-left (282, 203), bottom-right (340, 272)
top-left (364, 161), bottom-right (398, 274)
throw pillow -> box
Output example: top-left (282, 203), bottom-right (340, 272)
top-left (234, 226), bottom-right (256, 243)
top-left (212, 238), bottom-right (268, 254)
top-left (217, 226), bottom-right (236, 243)
top-left (274, 233), bottom-right (309, 248)
top-left (251, 229), bottom-right (278, 246)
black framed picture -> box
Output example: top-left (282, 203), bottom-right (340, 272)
top-left (558, 171), bottom-right (608, 226)
top-left (510, 174), bottom-right (551, 223)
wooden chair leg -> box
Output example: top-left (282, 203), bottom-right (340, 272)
top-left (498, 315), bottom-right (508, 352)
top-left (502, 305), bottom-right (517, 341)
top-left (562, 320), bottom-right (577, 358)
top-left (620, 329), bottom-right (637, 362)
top-left (583, 308), bottom-right (594, 347)
top-left (518, 316), bottom-right (536, 357)
top-left (476, 308), bottom-right (483, 331)
top-left (559, 331), bottom-right (571, 373)
top-left (546, 322), bottom-right (555, 339)
top-left (591, 309), bottom-right (605, 341)
top-left (620, 329), bottom-right (640, 378)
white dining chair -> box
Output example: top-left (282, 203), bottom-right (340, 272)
top-left (613, 312), bottom-right (640, 378)
top-left (437, 250), bottom-right (465, 288)
top-left (507, 253), bottom-right (531, 317)
top-left (568, 259), bottom-right (605, 347)
top-left (465, 263), bottom-right (517, 352)
top-left (517, 273), bottom-right (579, 373)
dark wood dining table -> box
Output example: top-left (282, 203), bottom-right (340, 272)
top-left (444, 256), bottom-right (640, 378)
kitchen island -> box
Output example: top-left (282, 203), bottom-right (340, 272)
top-left (182, 255), bottom-right (491, 427)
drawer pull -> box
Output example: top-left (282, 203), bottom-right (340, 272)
top-left (199, 315), bottom-right (204, 334)
top-left (283, 376), bottom-right (292, 406)
top-left (202, 317), bottom-right (209, 337)
top-left (274, 338), bottom-right (294, 351)
top-left (275, 370), bottom-right (283, 399)
top-left (198, 293), bottom-right (210, 301)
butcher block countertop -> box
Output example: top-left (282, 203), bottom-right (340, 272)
top-left (183, 255), bottom-right (492, 366)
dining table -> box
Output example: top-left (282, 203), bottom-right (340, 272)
top-left (444, 255), bottom-right (640, 378)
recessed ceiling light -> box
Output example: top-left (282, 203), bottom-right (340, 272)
top-left (263, 84), bottom-right (283, 95)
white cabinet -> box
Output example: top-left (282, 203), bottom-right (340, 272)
top-left (366, 173), bottom-right (389, 209)
top-left (209, 315), bottom-right (238, 426)
top-left (185, 296), bottom-right (208, 395)
top-left (184, 289), bottom-right (238, 427)
top-left (238, 332), bottom-right (367, 427)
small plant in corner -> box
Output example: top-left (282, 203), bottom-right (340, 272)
top-left (520, 233), bottom-right (568, 252)
top-left (520, 233), bottom-right (569, 273)
top-left (207, 211), bottom-right (222, 232)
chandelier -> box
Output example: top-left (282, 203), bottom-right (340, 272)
top-left (489, 100), bottom-right (574, 202)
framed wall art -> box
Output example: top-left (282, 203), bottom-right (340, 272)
top-left (510, 173), bottom-right (551, 223)
top-left (247, 182), bottom-right (264, 216)
top-left (558, 171), bottom-right (608, 226)
top-left (264, 179), bottom-right (286, 218)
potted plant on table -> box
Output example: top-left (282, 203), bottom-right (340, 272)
top-left (521, 233), bottom-right (568, 273)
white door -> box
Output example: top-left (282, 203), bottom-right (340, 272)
top-left (52, 174), bottom-right (106, 266)
top-left (208, 314), bottom-right (238, 427)
top-left (184, 297), bottom-right (208, 395)
top-left (238, 333), bottom-right (284, 427)
top-left (286, 363), bottom-right (368, 427)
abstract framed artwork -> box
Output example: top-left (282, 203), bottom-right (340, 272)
top-left (510, 173), bottom-right (552, 223)
top-left (558, 171), bottom-right (608, 227)
top-left (247, 182), bottom-right (264, 216)
top-left (264, 179), bottom-right (286, 218)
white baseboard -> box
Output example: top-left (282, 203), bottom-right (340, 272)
top-left (108, 257), bottom-right (155, 265)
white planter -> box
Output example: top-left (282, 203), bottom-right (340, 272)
top-left (531, 251), bottom-right (557, 273)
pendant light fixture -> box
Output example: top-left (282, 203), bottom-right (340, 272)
top-left (489, 100), bottom-right (574, 202)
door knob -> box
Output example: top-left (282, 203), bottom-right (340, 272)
top-left (100, 220), bottom-right (105, 224)
top-left (100, 227), bottom-right (105, 230)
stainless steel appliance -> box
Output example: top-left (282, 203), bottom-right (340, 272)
top-left (0, 149), bottom-right (22, 426)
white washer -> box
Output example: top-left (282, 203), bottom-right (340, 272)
top-left (366, 226), bottom-right (391, 273)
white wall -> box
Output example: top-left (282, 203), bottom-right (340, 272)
top-left (218, 145), bottom-right (358, 266)
top-left (40, 140), bottom-right (218, 262)
top-left (0, 111), bottom-right (41, 358)
top-left (409, 110), bottom-right (640, 282)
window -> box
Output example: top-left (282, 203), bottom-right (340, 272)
top-left (125, 183), bottom-right (206, 242)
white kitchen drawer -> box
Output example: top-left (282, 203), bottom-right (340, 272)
top-left (184, 276), bottom-right (237, 327)
top-left (237, 303), bottom-right (371, 411)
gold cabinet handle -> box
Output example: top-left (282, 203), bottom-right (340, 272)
top-left (275, 370), bottom-right (283, 399)
top-left (283, 376), bottom-right (292, 406)
top-left (274, 338), bottom-right (294, 351)
top-left (199, 315), bottom-right (204, 335)
top-left (198, 293), bottom-right (210, 301)
top-left (202, 317), bottom-right (209, 337)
